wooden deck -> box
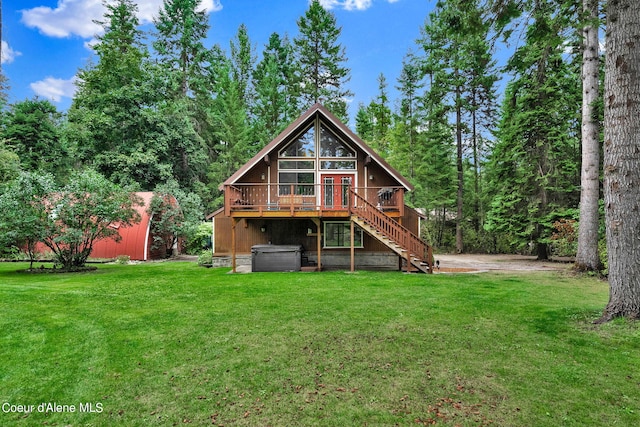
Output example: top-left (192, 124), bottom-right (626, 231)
top-left (224, 184), bottom-right (405, 218)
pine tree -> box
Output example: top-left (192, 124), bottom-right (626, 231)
top-left (229, 24), bottom-right (256, 108)
top-left (598, 0), bottom-right (640, 322)
top-left (417, 0), bottom-right (498, 253)
top-left (3, 99), bottom-right (67, 178)
top-left (388, 54), bottom-right (426, 205)
top-left (207, 60), bottom-right (253, 209)
top-left (575, 0), bottom-right (602, 272)
top-left (420, 58), bottom-right (457, 249)
top-left (485, 0), bottom-right (581, 259)
top-left (368, 73), bottom-right (392, 156)
top-left (253, 33), bottom-right (300, 144)
top-left (152, 0), bottom-right (213, 192)
top-left (355, 102), bottom-right (374, 142)
top-left (294, 0), bottom-right (353, 121)
top-left (153, 0), bottom-right (212, 98)
top-left (68, 0), bottom-right (170, 189)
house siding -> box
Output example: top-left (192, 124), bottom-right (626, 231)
top-left (212, 213), bottom-right (404, 270)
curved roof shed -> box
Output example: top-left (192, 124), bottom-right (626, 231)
top-left (91, 192), bottom-right (163, 261)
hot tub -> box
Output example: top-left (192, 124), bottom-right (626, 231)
top-left (251, 244), bottom-right (303, 272)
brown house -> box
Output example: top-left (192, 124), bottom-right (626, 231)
top-left (212, 103), bottom-right (432, 273)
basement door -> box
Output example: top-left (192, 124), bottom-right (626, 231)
top-left (321, 174), bottom-right (354, 210)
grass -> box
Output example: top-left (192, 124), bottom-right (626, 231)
top-left (0, 262), bottom-right (638, 426)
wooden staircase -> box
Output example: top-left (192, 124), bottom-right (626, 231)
top-left (349, 189), bottom-right (433, 274)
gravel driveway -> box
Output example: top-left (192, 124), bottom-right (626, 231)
top-left (432, 253), bottom-right (573, 273)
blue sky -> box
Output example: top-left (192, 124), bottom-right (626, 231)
top-left (2, 0), bottom-right (436, 118)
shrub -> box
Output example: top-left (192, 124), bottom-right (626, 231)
top-left (549, 219), bottom-right (578, 257)
top-left (116, 255), bottom-right (131, 265)
top-left (197, 249), bottom-right (212, 267)
top-left (598, 237), bottom-right (608, 276)
top-left (184, 222), bottom-right (213, 255)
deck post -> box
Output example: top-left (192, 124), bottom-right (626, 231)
top-left (350, 219), bottom-right (355, 272)
top-left (312, 218), bottom-right (322, 271)
top-left (231, 217), bottom-right (238, 273)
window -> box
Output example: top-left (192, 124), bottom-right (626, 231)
top-left (320, 125), bottom-right (355, 158)
top-left (279, 172), bottom-right (315, 195)
top-left (277, 119), bottom-right (359, 194)
top-left (279, 160), bottom-right (315, 170)
top-left (320, 160), bottom-right (356, 170)
top-left (281, 126), bottom-right (315, 157)
top-left (324, 222), bottom-right (363, 248)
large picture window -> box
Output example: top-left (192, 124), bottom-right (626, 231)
top-left (324, 222), bottom-right (363, 248)
top-left (277, 119), bottom-right (359, 195)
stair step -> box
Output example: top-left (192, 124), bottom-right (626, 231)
top-left (353, 209), bottom-right (432, 274)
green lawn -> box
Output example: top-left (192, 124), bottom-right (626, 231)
top-left (0, 262), bottom-right (638, 426)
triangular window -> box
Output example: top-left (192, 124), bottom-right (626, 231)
top-left (280, 125), bottom-right (315, 157)
top-left (320, 125), bottom-right (355, 158)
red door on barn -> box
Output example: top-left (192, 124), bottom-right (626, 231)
top-left (321, 173), bottom-right (354, 210)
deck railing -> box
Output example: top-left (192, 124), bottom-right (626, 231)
top-left (349, 188), bottom-right (432, 272)
top-left (224, 183), bottom-right (404, 216)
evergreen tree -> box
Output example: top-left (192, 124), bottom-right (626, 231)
top-left (207, 60), bottom-right (253, 209)
top-left (598, 0), bottom-right (640, 322)
top-left (575, 0), bottom-right (602, 272)
top-left (388, 54), bottom-right (426, 205)
top-left (419, 59), bottom-right (457, 249)
top-left (485, 0), bottom-right (581, 259)
top-left (417, 0), bottom-right (498, 253)
top-left (229, 24), bottom-right (256, 109)
top-left (68, 0), bottom-right (168, 188)
top-left (294, 0), bottom-right (353, 121)
top-left (3, 98), bottom-right (68, 178)
top-left (367, 73), bottom-right (392, 156)
top-left (153, 0), bottom-right (212, 98)
top-left (355, 102), bottom-right (374, 142)
top-left (253, 33), bottom-right (300, 144)
top-left (152, 0), bottom-right (213, 193)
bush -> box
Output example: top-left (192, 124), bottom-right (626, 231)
top-left (599, 237), bottom-right (608, 276)
top-left (116, 255), bottom-right (130, 265)
top-left (549, 219), bottom-right (578, 258)
top-left (185, 222), bottom-right (213, 255)
top-left (197, 250), bottom-right (212, 267)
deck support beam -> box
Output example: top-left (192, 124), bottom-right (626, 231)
top-left (312, 218), bottom-right (322, 271)
top-left (350, 219), bottom-right (355, 272)
top-left (231, 217), bottom-right (238, 273)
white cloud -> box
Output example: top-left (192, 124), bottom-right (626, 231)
top-left (30, 76), bottom-right (79, 102)
top-left (317, 0), bottom-right (397, 11)
top-left (344, 0), bottom-right (373, 10)
top-left (136, 0), bottom-right (222, 24)
top-left (21, 0), bottom-right (106, 38)
top-left (1, 41), bottom-right (22, 64)
top-left (21, 0), bottom-right (222, 39)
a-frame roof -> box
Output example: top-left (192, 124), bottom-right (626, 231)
top-left (221, 103), bottom-right (413, 191)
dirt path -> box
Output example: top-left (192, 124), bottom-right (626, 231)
top-left (433, 253), bottom-right (573, 273)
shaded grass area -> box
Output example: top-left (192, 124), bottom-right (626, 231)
top-left (0, 262), bottom-right (638, 426)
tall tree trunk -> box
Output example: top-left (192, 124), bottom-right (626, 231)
top-left (598, 0), bottom-right (640, 322)
top-left (575, 0), bottom-right (602, 272)
top-left (472, 95), bottom-right (480, 233)
top-left (455, 83), bottom-right (464, 254)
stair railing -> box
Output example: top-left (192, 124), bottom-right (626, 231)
top-left (349, 188), bottom-right (432, 272)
